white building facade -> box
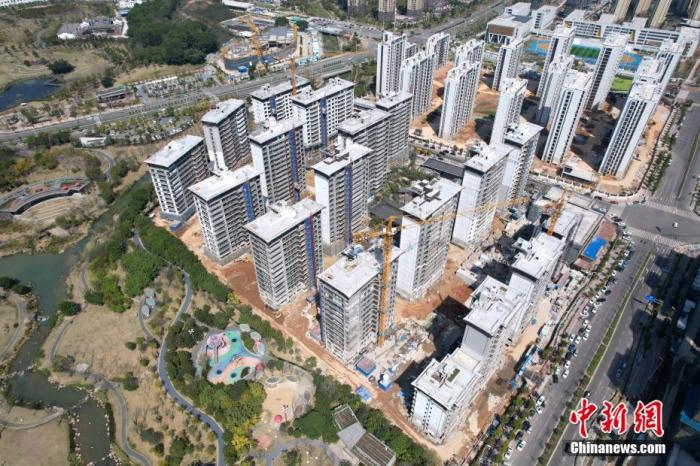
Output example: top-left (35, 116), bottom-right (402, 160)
top-left (438, 62), bottom-right (479, 140)
top-left (491, 77), bottom-right (526, 144)
top-left (201, 99), bottom-right (251, 172)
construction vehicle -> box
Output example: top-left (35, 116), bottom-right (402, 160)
top-left (352, 195), bottom-right (531, 347)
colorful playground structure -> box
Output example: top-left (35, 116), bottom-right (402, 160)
top-left (195, 327), bottom-right (267, 385)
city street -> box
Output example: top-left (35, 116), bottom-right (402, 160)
top-left (511, 240), bottom-right (653, 466)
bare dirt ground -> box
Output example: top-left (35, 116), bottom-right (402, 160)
top-left (395, 244), bottom-right (472, 322)
top-left (0, 418), bottom-right (69, 466)
top-left (271, 444), bottom-right (334, 466)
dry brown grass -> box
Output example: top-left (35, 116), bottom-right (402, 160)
top-left (0, 418), bottom-right (69, 466)
top-left (0, 300), bottom-right (18, 351)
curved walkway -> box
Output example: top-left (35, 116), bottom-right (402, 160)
top-left (133, 231), bottom-right (226, 466)
top-left (0, 407), bottom-right (65, 429)
top-left (0, 294), bottom-right (27, 362)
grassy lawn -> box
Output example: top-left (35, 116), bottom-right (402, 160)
top-left (611, 75), bottom-right (634, 93)
top-left (571, 45), bottom-right (600, 60)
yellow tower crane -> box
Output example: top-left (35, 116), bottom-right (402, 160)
top-left (546, 187), bottom-right (569, 237)
top-left (352, 195), bottom-right (531, 347)
top-left (243, 15), bottom-right (263, 65)
top-left (290, 23), bottom-right (299, 95)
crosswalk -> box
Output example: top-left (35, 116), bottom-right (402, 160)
top-left (626, 226), bottom-right (683, 249)
top-left (642, 200), bottom-right (699, 220)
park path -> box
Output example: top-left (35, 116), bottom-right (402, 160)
top-left (0, 293), bottom-right (27, 362)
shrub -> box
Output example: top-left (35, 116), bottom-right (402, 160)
top-left (58, 300), bottom-right (81, 316)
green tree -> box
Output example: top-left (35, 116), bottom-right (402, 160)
top-left (47, 59), bottom-right (75, 74)
top-left (58, 300), bottom-right (81, 316)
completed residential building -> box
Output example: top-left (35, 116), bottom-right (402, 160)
top-left (202, 99), bottom-right (250, 172)
top-left (338, 108), bottom-right (391, 193)
top-left (599, 79), bottom-right (661, 178)
top-left (586, 33), bottom-right (627, 110)
top-left (319, 245), bottom-right (402, 363)
top-left (400, 51), bottom-right (434, 119)
top-left (376, 32), bottom-right (406, 97)
top-left (246, 199), bottom-right (323, 310)
top-left (250, 118), bottom-right (305, 204)
top-left (535, 54), bottom-right (573, 126)
top-left (313, 141), bottom-right (374, 254)
top-left (375, 91), bottom-right (413, 163)
top-left (189, 165), bottom-right (265, 264)
top-left (536, 25), bottom-right (575, 97)
top-left (491, 77), bottom-right (526, 144)
top-left (454, 39), bottom-right (484, 69)
top-left (438, 62), bottom-right (479, 139)
top-left (292, 77), bottom-right (354, 152)
top-left (500, 122), bottom-right (542, 202)
top-left (397, 178), bottom-right (461, 301)
top-left (251, 78), bottom-right (311, 124)
top-left (493, 37), bottom-right (524, 91)
top-left (377, 0), bottom-right (395, 21)
top-left (145, 135), bottom-right (208, 221)
top-left (655, 40), bottom-right (683, 89)
top-left (542, 70), bottom-right (592, 165)
top-left (426, 32), bottom-right (451, 70)
top-left (452, 142), bottom-right (506, 248)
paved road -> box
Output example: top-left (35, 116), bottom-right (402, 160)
top-left (0, 294), bottom-right (26, 362)
top-left (134, 232), bottom-right (226, 466)
top-left (511, 240), bottom-right (651, 466)
top-left (0, 406), bottom-right (66, 429)
top-left (0, 54), bottom-right (370, 144)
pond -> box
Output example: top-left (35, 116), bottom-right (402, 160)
top-left (0, 78), bottom-right (61, 111)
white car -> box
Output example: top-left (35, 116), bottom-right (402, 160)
top-left (575, 336), bottom-right (582, 344)
top-left (591, 307), bottom-right (597, 315)
top-left (563, 368), bottom-right (570, 379)
top-left (555, 366), bottom-right (562, 375)
top-left (536, 405), bottom-right (544, 414)
top-left (505, 447), bottom-right (513, 459)
top-left (517, 440), bottom-right (527, 451)
top-left (580, 310), bottom-right (590, 318)
top-left (536, 395), bottom-right (546, 406)
top-left (568, 334), bottom-right (576, 343)
top-left (564, 360), bottom-right (571, 369)
top-left (583, 319), bottom-right (590, 327)
top-left (583, 332), bottom-right (590, 341)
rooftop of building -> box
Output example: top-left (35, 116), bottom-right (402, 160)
top-left (421, 157), bottom-right (464, 179)
top-left (604, 32), bottom-right (629, 47)
top-left (291, 77), bottom-right (354, 105)
top-left (188, 164), bottom-right (261, 201)
top-left (333, 405), bottom-right (396, 466)
top-left (545, 207), bottom-right (582, 239)
top-left (375, 90), bottom-right (413, 109)
top-left (563, 69), bottom-right (592, 91)
top-left (319, 246), bottom-right (402, 298)
top-left (464, 276), bottom-right (520, 336)
top-left (504, 121), bottom-right (543, 145)
top-left (629, 79), bottom-right (663, 101)
top-left (512, 231), bottom-right (565, 279)
top-left (245, 198), bottom-right (323, 242)
top-left (500, 77), bottom-right (527, 94)
top-left (564, 9), bottom-right (588, 21)
top-left (401, 178), bottom-right (462, 220)
top-left (145, 135), bottom-right (203, 168)
top-left (338, 108), bottom-right (390, 135)
top-left (249, 118), bottom-right (301, 145)
top-left (311, 141), bottom-right (373, 176)
top-left (411, 348), bottom-right (481, 409)
top-left (250, 77), bottom-right (310, 100)
top-left (201, 99), bottom-right (245, 125)
top-left (465, 142), bottom-right (507, 174)
top-left (488, 13), bottom-right (532, 28)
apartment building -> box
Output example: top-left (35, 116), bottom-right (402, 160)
top-left (376, 32), bottom-right (406, 97)
top-left (410, 348), bottom-right (482, 443)
top-left (650, 0), bottom-right (672, 28)
top-left (508, 231), bottom-right (565, 332)
top-left (400, 51), bottom-right (434, 119)
top-left (338, 108), bottom-right (391, 194)
top-left (245, 199), bottom-right (323, 310)
top-left (189, 165), bottom-right (265, 264)
top-left (536, 54), bottom-right (574, 126)
top-left (438, 62), bottom-right (480, 140)
top-left (542, 70), bottom-right (592, 165)
top-left (145, 135), bottom-right (208, 221)
top-left (491, 77), bottom-right (526, 144)
top-left (451, 142), bottom-right (506, 248)
top-left (407, 0), bottom-right (424, 18)
top-left (500, 122), bottom-right (542, 203)
top-left (532, 5), bottom-right (557, 30)
top-left (462, 276), bottom-right (526, 366)
top-left (377, 0), bottom-right (395, 21)
top-left (454, 39), bottom-right (484, 69)
top-left (249, 118), bottom-right (305, 204)
top-left (655, 40), bottom-right (683, 89)
top-left (319, 245), bottom-right (402, 363)
top-left (586, 33), bottom-right (627, 110)
top-left (426, 32), bottom-right (451, 70)
top-left (292, 77), bottom-right (354, 152)
top-left (493, 37), bottom-right (524, 91)
top-left (599, 79), bottom-right (661, 178)
top-left (375, 91), bottom-right (413, 163)
top-left (313, 142), bottom-right (373, 254)
top-left (250, 77), bottom-right (311, 124)
top-left (536, 25), bottom-right (574, 97)
top-left (397, 178), bottom-right (461, 301)
top-left (201, 99), bottom-right (250, 173)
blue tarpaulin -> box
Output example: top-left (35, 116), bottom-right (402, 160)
top-left (583, 236), bottom-right (607, 261)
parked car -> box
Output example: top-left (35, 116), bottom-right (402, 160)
top-left (517, 440), bottom-right (527, 451)
top-left (563, 368), bottom-right (570, 379)
top-left (505, 447), bottom-right (513, 459)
